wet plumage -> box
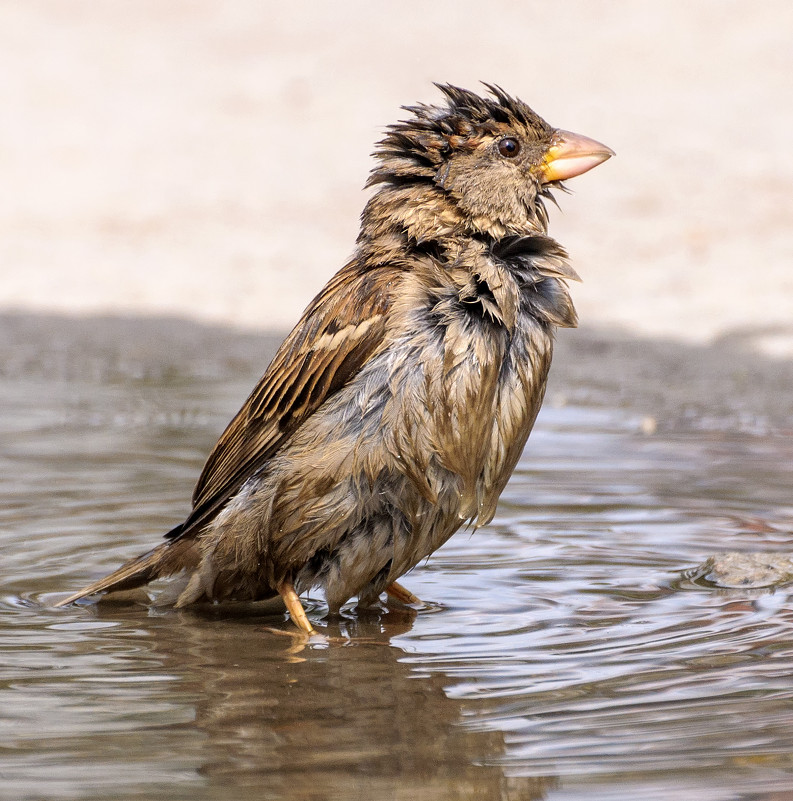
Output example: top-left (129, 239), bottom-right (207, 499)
top-left (58, 84), bottom-right (613, 632)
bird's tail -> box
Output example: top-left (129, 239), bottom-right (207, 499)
top-left (54, 538), bottom-right (198, 607)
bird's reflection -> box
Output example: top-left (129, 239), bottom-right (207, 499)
top-left (135, 603), bottom-right (557, 800)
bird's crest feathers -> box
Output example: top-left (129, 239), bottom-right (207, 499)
top-left (367, 83), bottom-right (552, 187)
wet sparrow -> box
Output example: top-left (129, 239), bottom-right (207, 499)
top-left (58, 84), bottom-right (613, 633)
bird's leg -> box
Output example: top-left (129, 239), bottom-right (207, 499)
top-left (276, 580), bottom-right (316, 634)
top-left (385, 581), bottom-right (421, 605)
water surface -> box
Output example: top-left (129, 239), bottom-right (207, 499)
top-left (2, 314), bottom-right (793, 800)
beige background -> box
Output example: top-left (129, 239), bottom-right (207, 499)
top-left (1, 1), bottom-right (792, 349)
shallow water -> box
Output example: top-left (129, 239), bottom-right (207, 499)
top-left (3, 314), bottom-right (793, 800)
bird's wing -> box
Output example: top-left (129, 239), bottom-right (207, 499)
top-left (167, 260), bottom-right (400, 542)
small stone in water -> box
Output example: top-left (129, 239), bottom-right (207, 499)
top-left (691, 552), bottom-right (793, 589)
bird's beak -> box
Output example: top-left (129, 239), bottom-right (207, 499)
top-left (539, 129), bottom-right (615, 183)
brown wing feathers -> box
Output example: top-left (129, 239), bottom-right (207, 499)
top-left (56, 263), bottom-right (395, 606)
top-left (170, 262), bottom-right (396, 543)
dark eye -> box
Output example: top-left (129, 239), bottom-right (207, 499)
top-left (497, 137), bottom-right (521, 158)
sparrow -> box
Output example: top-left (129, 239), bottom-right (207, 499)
top-left (57, 84), bottom-right (613, 634)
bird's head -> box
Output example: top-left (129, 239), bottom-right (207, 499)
top-left (368, 83), bottom-right (613, 239)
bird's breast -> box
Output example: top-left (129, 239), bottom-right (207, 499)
top-left (381, 272), bottom-right (554, 526)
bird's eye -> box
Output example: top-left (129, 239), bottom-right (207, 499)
top-left (497, 137), bottom-right (521, 158)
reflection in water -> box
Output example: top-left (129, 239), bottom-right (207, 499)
top-left (3, 313), bottom-right (793, 800)
top-left (153, 611), bottom-right (554, 800)
top-left (1, 599), bottom-right (553, 800)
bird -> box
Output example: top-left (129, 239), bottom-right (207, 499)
top-left (57, 84), bottom-right (613, 634)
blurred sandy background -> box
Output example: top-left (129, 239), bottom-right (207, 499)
top-left (1, 1), bottom-right (791, 349)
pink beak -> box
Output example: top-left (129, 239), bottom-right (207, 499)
top-left (539, 129), bottom-right (614, 183)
